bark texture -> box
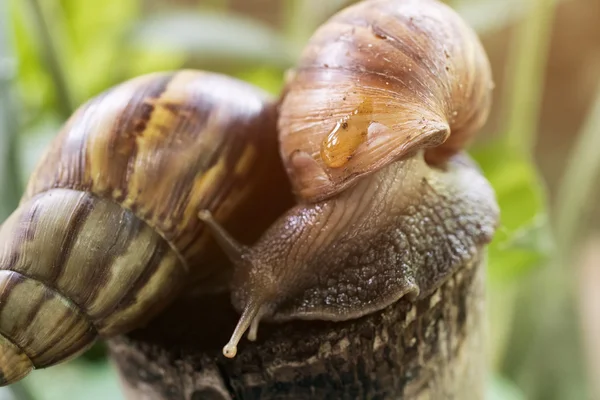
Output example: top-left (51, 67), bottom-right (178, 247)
top-left (108, 254), bottom-right (485, 400)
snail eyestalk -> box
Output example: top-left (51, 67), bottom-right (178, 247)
top-left (247, 317), bottom-right (260, 342)
top-left (198, 209), bottom-right (266, 357)
top-left (223, 300), bottom-right (263, 358)
top-left (198, 210), bottom-right (248, 264)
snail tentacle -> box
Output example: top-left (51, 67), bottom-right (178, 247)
top-left (198, 210), bottom-right (248, 265)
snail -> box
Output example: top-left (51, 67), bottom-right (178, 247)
top-left (0, 70), bottom-right (293, 386)
top-left (197, 0), bottom-right (498, 359)
top-left (1, 0), bottom-right (500, 395)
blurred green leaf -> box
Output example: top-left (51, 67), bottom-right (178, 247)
top-left (121, 48), bottom-right (187, 79)
top-left (16, 114), bottom-right (61, 184)
top-left (454, 0), bottom-right (530, 33)
top-left (11, 0), bottom-right (140, 116)
top-left (453, 0), bottom-right (562, 34)
top-left (127, 12), bottom-right (295, 70)
top-left (472, 140), bottom-right (552, 281)
top-left (81, 342), bottom-right (109, 363)
top-left (0, 72), bottom-right (22, 221)
top-left (24, 0), bottom-right (74, 118)
top-left (9, 0), bottom-right (54, 119)
top-left (284, 0), bottom-right (351, 47)
top-left (0, 382), bottom-right (34, 400)
top-left (487, 375), bottom-right (526, 400)
top-left (476, 138), bottom-right (552, 378)
top-left (0, 388), bottom-right (19, 400)
top-left (234, 66), bottom-right (286, 95)
top-left (50, 0), bottom-right (139, 102)
top-left (22, 359), bottom-right (123, 400)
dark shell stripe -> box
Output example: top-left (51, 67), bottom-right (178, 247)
top-left (49, 191), bottom-right (95, 283)
top-left (0, 270), bottom-right (96, 368)
top-left (97, 239), bottom-right (184, 336)
top-left (0, 334), bottom-right (33, 385)
top-left (85, 215), bottom-right (163, 321)
top-left (54, 192), bottom-right (149, 309)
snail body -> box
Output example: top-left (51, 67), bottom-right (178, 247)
top-left (201, 152), bottom-right (497, 357)
top-left (0, 70), bottom-right (289, 385)
top-left (198, 0), bottom-right (498, 358)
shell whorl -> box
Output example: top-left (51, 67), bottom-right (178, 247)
top-left (0, 70), bottom-right (286, 385)
top-left (0, 190), bottom-right (184, 384)
top-left (278, 0), bottom-right (493, 202)
top-left (25, 70), bottom-right (282, 277)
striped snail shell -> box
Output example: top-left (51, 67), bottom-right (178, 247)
top-left (278, 0), bottom-right (493, 202)
top-left (0, 70), bottom-right (290, 385)
top-left (198, 0), bottom-right (498, 358)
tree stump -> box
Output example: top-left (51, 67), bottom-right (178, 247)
top-left (108, 254), bottom-right (485, 400)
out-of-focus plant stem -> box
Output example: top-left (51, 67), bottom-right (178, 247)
top-left (550, 83), bottom-right (600, 399)
top-left (26, 0), bottom-right (73, 118)
top-left (491, 0), bottom-right (556, 374)
top-left (284, 0), bottom-right (351, 56)
top-left (451, 0), bottom-right (564, 36)
top-left (501, 0), bottom-right (596, 396)
top-left (554, 85), bottom-right (600, 255)
top-left (0, 0), bottom-right (24, 221)
top-left (0, 9), bottom-right (33, 400)
top-left (538, 83), bottom-right (600, 397)
top-left (516, 87), bottom-right (600, 398)
top-left (283, 0), bottom-right (317, 55)
top-left (502, 0), bottom-right (556, 153)
top-left (0, 70), bottom-right (23, 220)
top-left (205, 0), bottom-right (230, 9)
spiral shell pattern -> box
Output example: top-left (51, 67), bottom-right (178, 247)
top-left (0, 70), bottom-right (283, 385)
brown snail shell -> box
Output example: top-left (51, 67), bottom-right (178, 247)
top-left (278, 0), bottom-right (493, 202)
top-left (0, 70), bottom-right (290, 385)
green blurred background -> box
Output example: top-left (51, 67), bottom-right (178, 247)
top-left (1, 0), bottom-right (599, 399)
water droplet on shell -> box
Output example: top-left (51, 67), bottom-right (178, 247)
top-left (321, 99), bottom-right (374, 168)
